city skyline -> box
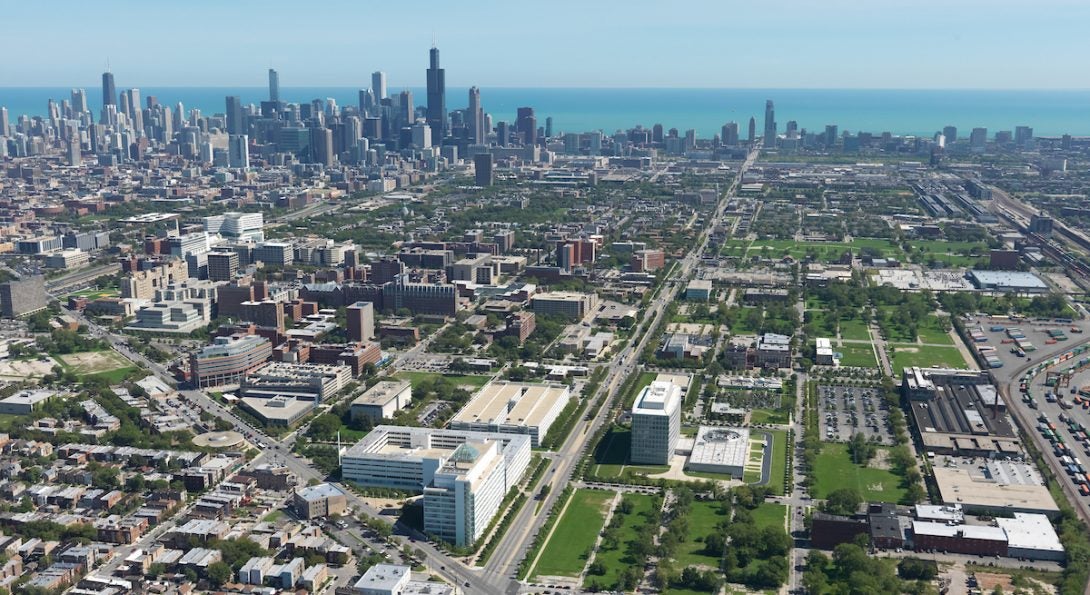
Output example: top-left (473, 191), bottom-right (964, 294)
top-left (3, 0), bottom-right (1089, 89)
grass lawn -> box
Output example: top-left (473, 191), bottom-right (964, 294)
top-left (752, 502), bottom-right (787, 531)
top-left (918, 323), bottom-right (955, 345)
top-left (624, 371), bottom-right (657, 408)
top-left (838, 318), bottom-right (872, 341)
top-left (837, 343), bottom-right (877, 368)
top-left (54, 350), bottom-right (137, 383)
top-left (590, 426), bottom-right (669, 479)
top-left (889, 344), bottom-right (967, 375)
top-left (587, 493), bottom-right (657, 589)
top-left (262, 510), bottom-right (286, 522)
top-left (532, 489), bottom-right (613, 578)
top-left (394, 371), bottom-right (491, 390)
top-left (767, 430), bottom-right (789, 495)
top-left (812, 443), bottom-right (907, 503)
top-left (674, 500), bottom-right (729, 568)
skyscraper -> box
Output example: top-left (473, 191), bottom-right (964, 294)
top-left (467, 87), bottom-right (484, 144)
top-left (748, 117), bottom-right (757, 143)
top-left (228, 134), bottom-right (249, 168)
top-left (943, 126), bottom-right (958, 144)
top-left (426, 47), bottom-right (447, 139)
top-left (371, 71), bottom-right (387, 101)
top-left (226, 96), bottom-right (243, 135)
top-left (545, 117), bottom-right (553, 139)
top-left (101, 71), bottom-right (116, 108)
top-left (125, 89), bottom-right (143, 135)
top-left (474, 153), bottom-right (493, 186)
top-left (71, 89), bottom-right (88, 114)
top-left (516, 107), bottom-right (536, 146)
top-left (763, 100), bottom-right (776, 145)
top-left (268, 68), bottom-right (280, 103)
top-left (721, 122), bottom-right (739, 146)
top-left (824, 125), bottom-right (838, 148)
top-left (0, 107), bottom-right (8, 137)
top-left (398, 90), bottom-right (414, 128)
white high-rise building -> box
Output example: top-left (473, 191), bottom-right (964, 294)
top-left (630, 380), bottom-right (682, 465)
top-left (342, 426), bottom-right (530, 546)
top-left (424, 440), bottom-right (508, 545)
top-left (205, 211), bottom-right (264, 243)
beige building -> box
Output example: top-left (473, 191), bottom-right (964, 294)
top-left (293, 483), bottom-right (347, 519)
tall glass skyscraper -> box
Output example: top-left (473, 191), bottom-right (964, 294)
top-left (426, 47), bottom-right (447, 140)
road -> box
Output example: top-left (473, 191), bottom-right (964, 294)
top-left (482, 147), bottom-right (761, 589)
top-left (62, 151), bottom-right (759, 594)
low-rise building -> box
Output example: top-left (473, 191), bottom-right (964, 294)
top-left (448, 381), bottom-right (571, 448)
top-left (293, 483), bottom-right (347, 519)
top-left (350, 380), bottom-right (413, 422)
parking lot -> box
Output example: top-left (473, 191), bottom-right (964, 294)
top-left (965, 315), bottom-right (1090, 372)
top-left (818, 384), bottom-right (894, 445)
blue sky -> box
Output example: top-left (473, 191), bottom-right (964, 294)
top-left (2, 0), bottom-right (1087, 89)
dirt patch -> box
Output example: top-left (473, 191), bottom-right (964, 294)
top-left (57, 351), bottom-right (128, 374)
top-left (975, 572), bottom-right (1012, 592)
top-left (0, 359), bottom-right (54, 379)
top-left (870, 448), bottom-right (893, 471)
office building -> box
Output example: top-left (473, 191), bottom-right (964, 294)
top-left (631, 380), bottom-right (682, 464)
top-left (207, 251), bottom-right (240, 282)
top-left (205, 212), bottom-right (264, 243)
top-left (45, 249), bottom-right (89, 269)
top-left (530, 291), bottom-right (598, 320)
top-left (190, 334), bottom-right (272, 388)
top-left (970, 127), bottom-right (988, 150)
top-left (350, 380), bottom-right (413, 422)
top-left (0, 389), bottom-right (56, 415)
top-left (126, 301), bottom-right (208, 334)
top-left (241, 395), bottom-right (315, 427)
top-left (763, 99), bottom-right (776, 145)
top-left (468, 86), bottom-right (484, 144)
top-left (425, 47), bottom-right (447, 139)
top-left (292, 483), bottom-right (347, 519)
top-left (516, 107), bottom-right (537, 146)
top-left (474, 152), bottom-right (493, 186)
top-left (0, 276), bottom-right (48, 318)
top-left (685, 279), bottom-right (713, 300)
top-left (240, 362), bottom-right (352, 402)
top-left (254, 241), bottom-right (293, 266)
top-left (685, 426), bottom-right (749, 478)
top-left (347, 301), bottom-right (376, 342)
top-left (343, 426), bottom-right (530, 545)
top-left (371, 71), bottom-right (387, 101)
top-left (225, 95), bottom-right (243, 135)
top-left (449, 381), bottom-right (571, 447)
top-left (383, 280), bottom-right (459, 317)
top-left (268, 68), bottom-right (280, 103)
top-left (228, 134), bottom-right (248, 168)
top-left (102, 71), bottom-right (116, 108)
top-left (350, 564), bottom-right (455, 595)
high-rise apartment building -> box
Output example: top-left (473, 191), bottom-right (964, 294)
top-left (516, 107), bottom-right (537, 146)
top-left (207, 251), bottom-right (240, 282)
top-left (0, 276), bottom-right (48, 319)
top-left (763, 99), bottom-right (776, 145)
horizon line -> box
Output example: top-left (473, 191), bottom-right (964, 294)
top-left (4, 85), bottom-right (1090, 92)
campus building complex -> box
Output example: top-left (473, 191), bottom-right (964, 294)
top-left (341, 426), bottom-right (530, 546)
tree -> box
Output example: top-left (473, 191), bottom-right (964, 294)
top-left (823, 487), bottom-right (863, 516)
top-left (898, 557), bottom-right (938, 580)
top-left (206, 561), bottom-right (231, 586)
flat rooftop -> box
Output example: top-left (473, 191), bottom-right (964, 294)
top-left (351, 379), bottom-right (412, 406)
top-left (996, 513), bottom-right (1065, 554)
top-left (687, 426), bottom-right (749, 469)
top-left (451, 381), bottom-right (569, 429)
top-left (932, 464), bottom-right (1059, 516)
